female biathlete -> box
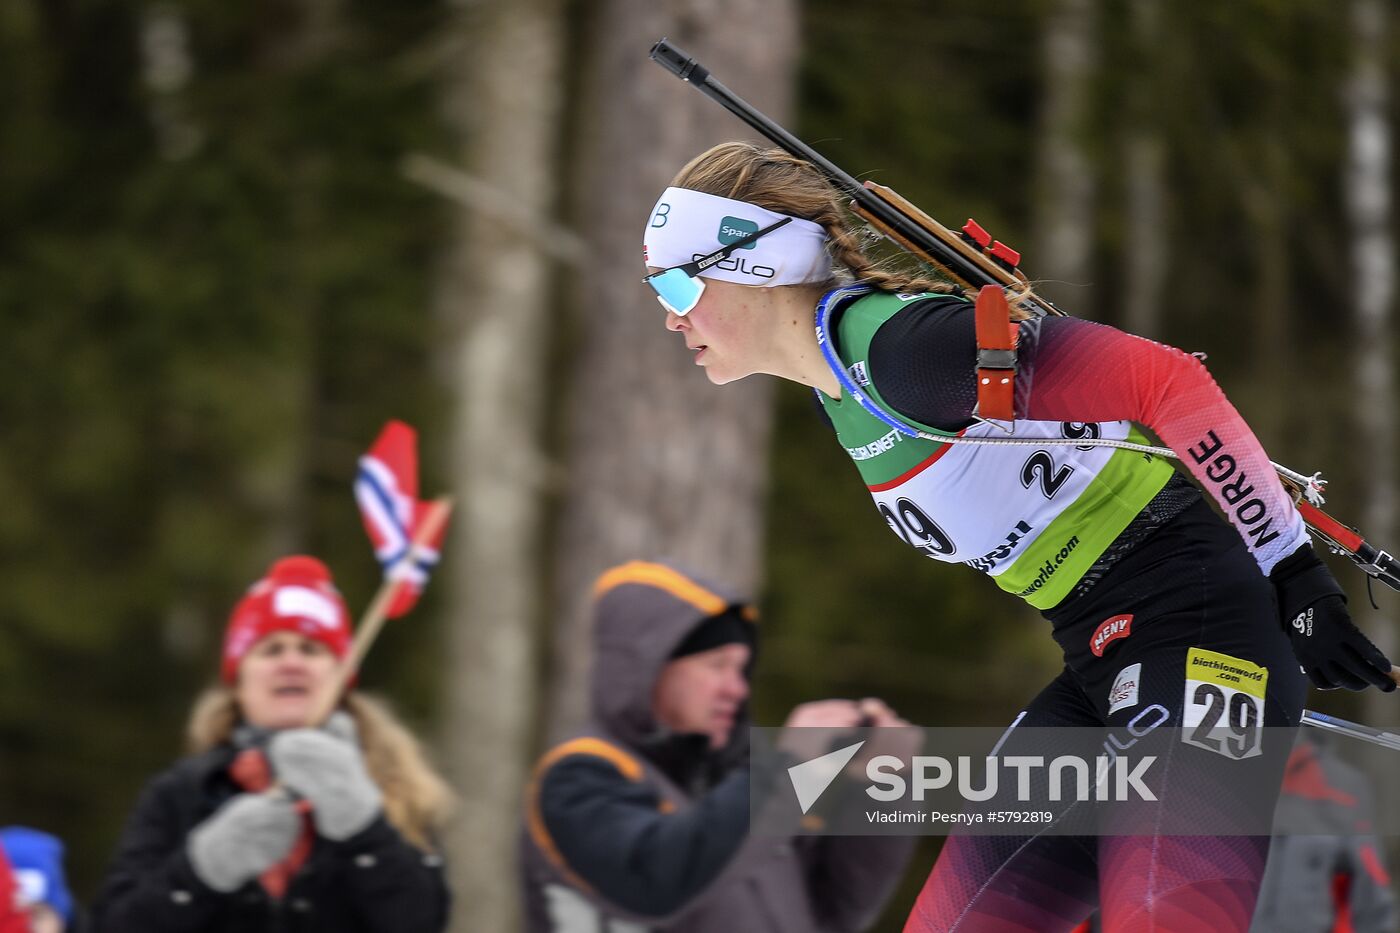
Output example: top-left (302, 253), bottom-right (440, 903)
top-left (640, 143), bottom-right (1397, 933)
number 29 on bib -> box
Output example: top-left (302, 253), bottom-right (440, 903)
top-left (1182, 648), bottom-right (1267, 760)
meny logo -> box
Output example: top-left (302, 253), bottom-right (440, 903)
top-left (1090, 614), bottom-right (1133, 657)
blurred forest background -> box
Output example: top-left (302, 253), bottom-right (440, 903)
top-left (1, 0), bottom-right (1397, 930)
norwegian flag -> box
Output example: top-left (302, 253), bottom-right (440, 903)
top-left (354, 421), bottom-right (448, 618)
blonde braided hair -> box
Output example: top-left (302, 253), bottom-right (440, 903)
top-left (670, 142), bottom-right (954, 295)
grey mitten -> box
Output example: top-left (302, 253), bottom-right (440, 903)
top-left (269, 712), bottom-right (383, 841)
top-left (186, 792), bottom-right (300, 892)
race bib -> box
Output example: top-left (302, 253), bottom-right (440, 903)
top-left (1181, 648), bottom-right (1266, 760)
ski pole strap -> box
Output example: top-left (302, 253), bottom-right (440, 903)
top-left (974, 285), bottom-right (1018, 421)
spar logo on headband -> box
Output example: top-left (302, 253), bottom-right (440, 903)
top-left (718, 216), bottom-right (759, 249)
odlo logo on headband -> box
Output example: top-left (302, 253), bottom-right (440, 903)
top-left (718, 216), bottom-right (759, 249)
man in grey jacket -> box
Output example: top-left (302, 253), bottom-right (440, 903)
top-left (1249, 732), bottom-right (1397, 933)
top-left (519, 559), bottom-right (918, 932)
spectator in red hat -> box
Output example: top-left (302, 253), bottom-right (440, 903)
top-left (91, 556), bottom-right (454, 933)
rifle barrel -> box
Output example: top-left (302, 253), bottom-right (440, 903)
top-left (650, 39), bottom-right (865, 193)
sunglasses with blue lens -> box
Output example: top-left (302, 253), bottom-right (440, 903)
top-left (642, 216), bottom-right (792, 316)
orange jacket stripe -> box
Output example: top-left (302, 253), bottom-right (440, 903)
top-left (593, 561), bottom-right (735, 618)
top-left (525, 738), bottom-right (647, 891)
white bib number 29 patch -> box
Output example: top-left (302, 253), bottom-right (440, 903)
top-left (1181, 648), bottom-right (1266, 760)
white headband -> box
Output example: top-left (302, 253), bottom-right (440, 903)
top-left (643, 187), bottom-right (830, 287)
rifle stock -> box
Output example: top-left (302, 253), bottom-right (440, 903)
top-left (1297, 501), bottom-right (1400, 593)
top-left (855, 182), bottom-right (1034, 294)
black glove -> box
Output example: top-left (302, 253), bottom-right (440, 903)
top-left (1271, 545), bottom-right (1396, 692)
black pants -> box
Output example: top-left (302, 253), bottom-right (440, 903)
top-left (907, 499), bottom-right (1307, 932)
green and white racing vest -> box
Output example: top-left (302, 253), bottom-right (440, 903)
top-left (815, 285), bottom-right (1175, 610)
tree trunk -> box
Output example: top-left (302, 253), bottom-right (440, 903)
top-left (547, 0), bottom-right (799, 740)
top-left (433, 1), bottom-right (565, 930)
top-left (139, 4), bottom-right (203, 162)
top-left (1121, 0), bottom-right (1165, 338)
top-left (1240, 131), bottom-right (1289, 444)
top-left (1346, 0), bottom-right (1396, 750)
top-left (1033, 0), bottom-right (1098, 315)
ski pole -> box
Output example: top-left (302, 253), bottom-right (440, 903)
top-left (1301, 710), bottom-right (1400, 752)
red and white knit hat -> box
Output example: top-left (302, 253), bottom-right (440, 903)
top-left (221, 556), bottom-right (352, 683)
